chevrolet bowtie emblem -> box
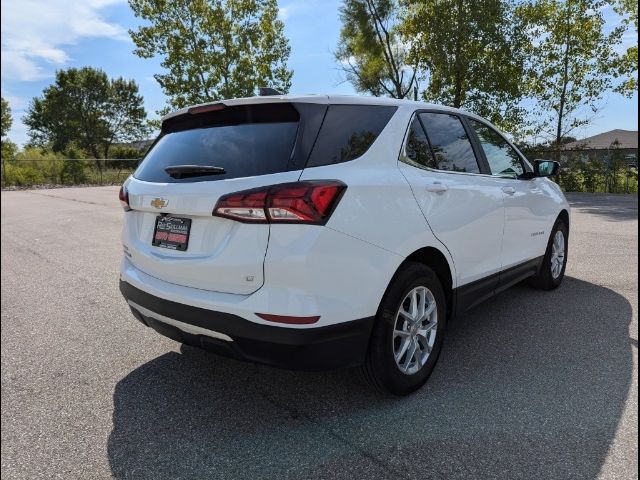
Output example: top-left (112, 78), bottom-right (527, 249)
top-left (150, 197), bottom-right (168, 209)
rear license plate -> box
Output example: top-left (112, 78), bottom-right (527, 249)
top-left (152, 216), bottom-right (191, 251)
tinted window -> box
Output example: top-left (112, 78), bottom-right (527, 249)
top-left (419, 113), bottom-right (480, 174)
top-left (135, 106), bottom-right (299, 183)
top-left (307, 105), bottom-right (397, 167)
top-left (403, 117), bottom-right (437, 169)
top-left (469, 119), bottom-right (524, 178)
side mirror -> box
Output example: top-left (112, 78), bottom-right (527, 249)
top-left (533, 159), bottom-right (560, 177)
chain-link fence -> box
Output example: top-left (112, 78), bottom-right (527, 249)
top-left (1, 158), bottom-right (140, 188)
top-left (2, 152), bottom-right (638, 193)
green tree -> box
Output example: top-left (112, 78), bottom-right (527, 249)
top-left (400, 0), bottom-right (527, 133)
top-left (24, 67), bottom-right (148, 158)
top-left (611, 0), bottom-right (638, 95)
top-left (102, 78), bottom-right (150, 158)
top-left (518, 0), bottom-right (625, 145)
top-left (1, 97), bottom-right (11, 138)
top-left (1, 97), bottom-right (17, 160)
top-left (613, 0), bottom-right (639, 31)
top-left (129, 0), bottom-right (292, 111)
top-left (336, 0), bottom-right (418, 99)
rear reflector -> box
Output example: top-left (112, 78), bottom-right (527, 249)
top-left (213, 180), bottom-right (346, 224)
top-left (119, 186), bottom-right (131, 211)
top-left (255, 313), bottom-right (321, 325)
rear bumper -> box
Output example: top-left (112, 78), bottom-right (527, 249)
top-left (120, 281), bottom-right (374, 371)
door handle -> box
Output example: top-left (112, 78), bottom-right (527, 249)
top-left (502, 186), bottom-right (516, 195)
top-left (425, 182), bottom-right (448, 193)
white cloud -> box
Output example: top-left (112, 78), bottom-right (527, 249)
top-left (278, 0), bottom-right (341, 21)
top-left (0, 0), bottom-right (127, 81)
top-left (1, 92), bottom-right (27, 111)
top-left (0, 89), bottom-right (28, 145)
top-left (278, 6), bottom-right (292, 21)
top-left (1, 51), bottom-right (46, 81)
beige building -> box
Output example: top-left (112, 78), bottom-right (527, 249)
top-left (560, 129), bottom-right (638, 165)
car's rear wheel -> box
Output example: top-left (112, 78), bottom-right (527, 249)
top-left (362, 262), bottom-right (447, 395)
top-left (530, 220), bottom-right (569, 290)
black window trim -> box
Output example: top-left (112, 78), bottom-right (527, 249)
top-left (462, 115), bottom-right (533, 179)
top-left (399, 109), bottom-right (490, 176)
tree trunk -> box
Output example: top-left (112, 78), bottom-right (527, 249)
top-left (453, 0), bottom-right (465, 108)
top-left (556, 6), bottom-right (572, 145)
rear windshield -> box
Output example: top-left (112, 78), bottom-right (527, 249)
top-left (134, 104), bottom-right (300, 183)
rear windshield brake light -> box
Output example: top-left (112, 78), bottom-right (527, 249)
top-left (187, 103), bottom-right (225, 115)
top-left (213, 181), bottom-right (346, 225)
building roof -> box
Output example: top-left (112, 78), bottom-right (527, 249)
top-left (562, 129), bottom-right (638, 150)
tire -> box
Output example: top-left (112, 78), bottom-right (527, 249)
top-left (529, 219), bottom-right (569, 290)
top-left (362, 262), bottom-right (447, 396)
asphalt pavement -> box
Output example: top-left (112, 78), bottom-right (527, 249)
top-left (1, 187), bottom-right (637, 480)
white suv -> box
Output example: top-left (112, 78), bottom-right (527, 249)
top-left (119, 95), bottom-right (569, 395)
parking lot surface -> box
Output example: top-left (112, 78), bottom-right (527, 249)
top-left (1, 187), bottom-right (637, 480)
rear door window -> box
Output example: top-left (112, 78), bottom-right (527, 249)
top-left (306, 105), bottom-right (397, 167)
top-left (418, 112), bottom-right (480, 174)
top-left (134, 104), bottom-right (300, 183)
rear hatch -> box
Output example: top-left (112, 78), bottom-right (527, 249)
top-left (122, 101), bottom-right (326, 294)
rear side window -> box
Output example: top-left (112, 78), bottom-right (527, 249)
top-left (403, 116), bottom-right (437, 169)
top-left (306, 105), bottom-right (397, 167)
top-left (134, 104), bottom-right (299, 183)
top-left (418, 113), bottom-right (480, 174)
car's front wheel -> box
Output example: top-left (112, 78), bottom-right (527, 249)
top-left (530, 219), bottom-right (569, 290)
top-left (362, 262), bottom-right (447, 395)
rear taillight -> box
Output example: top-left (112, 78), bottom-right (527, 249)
top-left (213, 181), bottom-right (346, 224)
top-left (119, 186), bottom-right (131, 211)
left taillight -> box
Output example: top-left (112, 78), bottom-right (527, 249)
top-left (213, 180), bottom-right (346, 225)
top-left (119, 186), bottom-right (131, 211)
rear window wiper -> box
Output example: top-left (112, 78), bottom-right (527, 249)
top-left (164, 165), bottom-right (227, 179)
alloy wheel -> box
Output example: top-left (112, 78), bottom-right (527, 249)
top-left (392, 286), bottom-right (438, 375)
top-left (550, 230), bottom-right (566, 279)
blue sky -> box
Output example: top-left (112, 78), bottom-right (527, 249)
top-left (1, 0), bottom-right (637, 147)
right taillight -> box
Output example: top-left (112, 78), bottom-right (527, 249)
top-left (119, 186), bottom-right (131, 211)
top-left (213, 181), bottom-right (346, 224)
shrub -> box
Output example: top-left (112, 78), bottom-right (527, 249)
top-left (2, 163), bottom-right (46, 186)
top-left (60, 159), bottom-right (88, 184)
top-left (60, 144), bottom-right (88, 184)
